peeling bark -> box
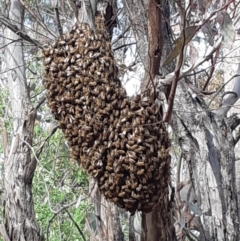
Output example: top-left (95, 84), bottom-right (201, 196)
top-left (1, 1), bottom-right (43, 240)
top-left (140, 1), bottom-right (175, 240)
top-left (89, 179), bottom-right (124, 241)
top-left (78, 0), bottom-right (97, 29)
top-left (122, 0), bottom-right (148, 67)
top-left (141, 0), bottom-right (163, 91)
top-left (172, 83), bottom-right (239, 240)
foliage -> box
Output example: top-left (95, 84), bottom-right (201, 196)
top-left (33, 127), bottom-right (91, 240)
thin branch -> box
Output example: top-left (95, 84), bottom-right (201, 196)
top-left (222, 91), bottom-right (238, 99)
top-left (0, 118), bottom-right (8, 161)
top-left (20, 137), bottom-right (41, 163)
top-left (113, 42), bottom-right (136, 51)
top-left (19, 0), bottom-right (57, 38)
top-left (159, 36), bottom-right (223, 86)
top-left (164, 1), bottom-right (188, 122)
top-left (46, 200), bottom-right (78, 241)
top-left (34, 125), bottom-right (58, 160)
top-left (0, 15), bottom-right (43, 48)
top-left (202, 48), bottom-right (220, 91)
top-left (54, 7), bottom-right (63, 37)
top-left (208, 74), bottom-right (240, 107)
top-left (34, 96), bottom-right (46, 111)
top-left (65, 209), bottom-right (87, 241)
top-left (112, 25), bottom-right (131, 45)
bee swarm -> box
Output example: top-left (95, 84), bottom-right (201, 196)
top-left (43, 14), bottom-right (171, 214)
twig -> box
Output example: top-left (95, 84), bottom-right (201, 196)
top-left (33, 125), bottom-right (58, 160)
top-left (54, 7), bottom-right (63, 36)
top-left (18, 0), bottom-right (56, 38)
top-left (0, 118), bottom-right (8, 162)
top-left (20, 137), bottom-right (41, 163)
top-left (65, 209), bottom-right (87, 241)
top-left (0, 15), bottom-right (42, 48)
top-left (164, 2), bottom-right (187, 122)
top-left (208, 74), bottom-right (240, 107)
top-left (202, 47), bottom-right (220, 91)
top-left (34, 97), bottom-right (46, 111)
top-left (46, 200), bottom-right (78, 241)
top-left (112, 25), bottom-right (131, 45)
top-left (113, 42), bottom-right (136, 51)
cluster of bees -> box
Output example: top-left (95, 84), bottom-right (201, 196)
top-left (43, 14), bottom-right (171, 213)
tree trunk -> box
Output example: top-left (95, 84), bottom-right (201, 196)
top-left (172, 83), bottom-right (239, 240)
top-left (0, 1), bottom-right (43, 240)
top-left (89, 179), bottom-right (124, 241)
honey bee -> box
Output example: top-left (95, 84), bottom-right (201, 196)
top-left (147, 172), bottom-right (153, 179)
top-left (115, 166), bottom-right (121, 173)
top-left (135, 146), bottom-right (146, 153)
top-left (136, 184), bottom-right (142, 192)
top-left (142, 176), bottom-right (147, 184)
top-left (99, 176), bottom-right (105, 183)
top-left (137, 169), bottom-right (145, 176)
top-left (44, 56), bottom-right (52, 65)
top-left (128, 151), bottom-right (137, 160)
top-left (122, 185), bottom-right (131, 193)
top-left (89, 81), bottom-right (97, 87)
top-left (69, 46), bottom-right (76, 54)
top-left (129, 165), bottom-right (137, 172)
top-left (66, 70), bottom-right (75, 77)
top-left (117, 150), bottom-right (125, 155)
top-left (127, 158), bottom-right (135, 165)
top-left (131, 182), bottom-right (138, 190)
top-left (49, 65), bottom-right (58, 72)
top-left (93, 169), bottom-right (101, 178)
top-left (119, 98), bottom-right (127, 109)
top-left (121, 164), bottom-right (128, 171)
top-left (123, 198), bottom-right (136, 204)
top-left (136, 161), bottom-right (144, 167)
top-left (58, 120), bottom-right (66, 129)
top-left (106, 165), bottom-right (113, 171)
top-left (131, 192), bottom-right (141, 200)
top-left (112, 197), bottom-right (119, 204)
top-left (126, 144), bottom-right (138, 151)
top-left (118, 191), bottom-right (126, 197)
top-left (69, 106), bottom-right (75, 114)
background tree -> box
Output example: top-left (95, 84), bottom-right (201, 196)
top-left (0, 0), bottom-right (240, 240)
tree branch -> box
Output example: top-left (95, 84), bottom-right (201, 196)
top-left (0, 15), bottom-right (43, 48)
top-left (54, 7), bottom-right (63, 37)
top-left (65, 209), bottom-right (87, 241)
top-left (141, 0), bottom-right (163, 92)
top-left (227, 113), bottom-right (240, 131)
top-left (19, 0), bottom-right (57, 38)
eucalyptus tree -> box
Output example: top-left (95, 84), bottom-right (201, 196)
top-left (0, 0), bottom-right (43, 240)
top-left (0, 0), bottom-right (240, 241)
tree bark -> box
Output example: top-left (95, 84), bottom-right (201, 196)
top-left (172, 83), bottom-right (239, 240)
top-left (140, 1), bottom-right (175, 240)
top-left (141, 0), bottom-right (163, 91)
top-left (89, 179), bottom-right (124, 241)
top-left (1, 1), bottom-right (43, 240)
top-left (122, 0), bottom-right (148, 68)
